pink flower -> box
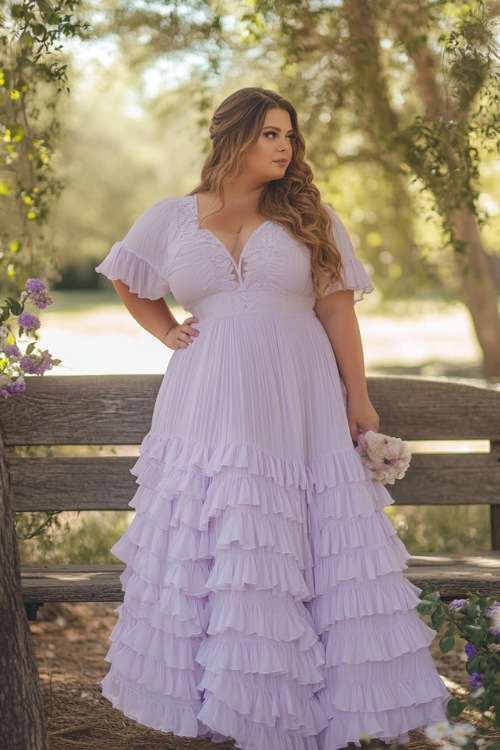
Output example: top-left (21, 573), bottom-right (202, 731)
top-left (356, 431), bottom-right (411, 484)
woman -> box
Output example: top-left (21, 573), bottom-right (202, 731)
top-left (96, 87), bottom-right (449, 750)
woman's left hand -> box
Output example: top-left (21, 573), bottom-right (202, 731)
top-left (346, 395), bottom-right (380, 444)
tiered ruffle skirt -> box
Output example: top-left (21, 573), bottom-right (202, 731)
top-left (101, 434), bottom-right (449, 750)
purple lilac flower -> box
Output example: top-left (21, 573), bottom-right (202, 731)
top-left (0, 378), bottom-right (26, 398)
top-left (37, 350), bottom-right (54, 374)
top-left (470, 672), bottom-right (484, 688)
top-left (20, 350), bottom-right (55, 376)
top-left (20, 356), bottom-right (37, 374)
top-left (449, 599), bottom-right (468, 609)
top-left (17, 312), bottom-right (41, 334)
top-left (24, 278), bottom-right (52, 309)
top-left (5, 344), bottom-right (21, 358)
top-left (465, 642), bottom-right (480, 660)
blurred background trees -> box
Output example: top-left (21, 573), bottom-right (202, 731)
top-left (90, 0), bottom-right (500, 374)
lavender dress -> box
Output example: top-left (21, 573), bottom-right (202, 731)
top-left (96, 195), bottom-right (449, 750)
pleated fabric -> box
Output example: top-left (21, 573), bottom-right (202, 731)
top-left (96, 195), bottom-right (449, 749)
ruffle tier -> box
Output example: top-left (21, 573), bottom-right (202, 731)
top-left (101, 433), bottom-right (449, 749)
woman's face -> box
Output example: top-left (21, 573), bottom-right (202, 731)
top-left (240, 108), bottom-right (294, 184)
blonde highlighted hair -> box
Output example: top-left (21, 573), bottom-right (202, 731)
top-left (189, 87), bottom-right (342, 297)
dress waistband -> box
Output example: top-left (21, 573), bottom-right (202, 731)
top-left (189, 291), bottom-right (316, 320)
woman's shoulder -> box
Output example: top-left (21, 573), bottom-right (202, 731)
top-left (320, 200), bottom-right (339, 220)
top-left (120, 197), bottom-right (186, 254)
top-left (320, 201), bottom-right (349, 233)
top-left (141, 195), bottom-right (184, 220)
top-left (126, 196), bottom-right (186, 238)
top-left (319, 201), bottom-right (356, 260)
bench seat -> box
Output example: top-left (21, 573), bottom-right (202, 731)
top-left (20, 552), bottom-right (500, 603)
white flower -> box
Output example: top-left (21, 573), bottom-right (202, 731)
top-left (356, 431), bottom-right (412, 485)
top-left (491, 609), bottom-right (500, 631)
top-left (448, 722), bottom-right (476, 746)
top-left (0, 324), bottom-right (10, 341)
top-left (425, 720), bottom-right (451, 740)
top-left (488, 643), bottom-right (500, 653)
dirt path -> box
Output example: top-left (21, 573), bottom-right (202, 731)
top-left (30, 601), bottom-right (482, 750)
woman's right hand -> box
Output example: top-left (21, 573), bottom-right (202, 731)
top-left (164, 316), bottom-right (199, 350)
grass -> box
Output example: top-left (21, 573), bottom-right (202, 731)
top-left (40, 289), bottom-right (483, 377)
top-left (48, 289), bottom-right (180, 314)
top-left (19, 503), bottom-right (491, 565)
top-left (19, 511), bottom-right (132, 565)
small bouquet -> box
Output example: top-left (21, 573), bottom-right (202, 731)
top-left (355, 430), bottom-right (411, 484)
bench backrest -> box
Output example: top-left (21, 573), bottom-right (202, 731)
top-left (1, 375), bottom-right (499, 542)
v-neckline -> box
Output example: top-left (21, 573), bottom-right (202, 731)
top-left (192, 194), bottom-right (270, 280)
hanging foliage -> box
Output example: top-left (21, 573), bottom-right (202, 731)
top-left (0, 0), bottom-right (88, 292)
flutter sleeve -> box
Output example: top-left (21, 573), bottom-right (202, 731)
top-left (322, 204), bottom-right (374, 301)
top-left (95, 198), bottom-right (175, 300)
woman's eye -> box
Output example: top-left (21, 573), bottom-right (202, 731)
top-left (263, 132), bottom-right (295, 141)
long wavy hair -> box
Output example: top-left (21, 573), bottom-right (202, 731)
top-left (189, 87), bottom-right (343, 297)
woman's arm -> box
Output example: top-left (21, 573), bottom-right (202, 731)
top-left (112, 280), bottom-right (199, 350)
top-left (314, 290), bottom-right (379, 442)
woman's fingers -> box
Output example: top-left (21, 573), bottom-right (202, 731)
top-left (178, 317), bottom-right (199, 347)
top-left (184, 317), bottom-right (199, 338)
top-left (184, 317), bottom-right (199, 341)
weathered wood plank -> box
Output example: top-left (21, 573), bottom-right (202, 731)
top-left (405, 552), bottom-right (500, 597)
top-left (20, 564), bottom-right (124, 602)
top-left (1, 375), bottom-right (500, 445)
top-left (9, 452), bottom-right (500, 511)
top-left (389, 453), bottom-right (500, 505)
top-left (0, 375), bottom-right (162, 446)
top-left (490, 442), bottom-right (500, 550)
top-left (367, 377), bottom-right (500, 441)
top-left (10, 457), bottom-right (137, 511)
top-left (20, 554), bottom-right (500, 601)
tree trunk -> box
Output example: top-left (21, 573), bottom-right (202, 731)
top-left (0, 429), bottom-right (48, 750)
top-left (451, 207), bottom-right (500, 380)
top-left (387, 1), bottom-right (500, 378)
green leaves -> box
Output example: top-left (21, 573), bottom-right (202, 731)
top-left (447, 698), bottom-right (466, 718)
top-left (35, 0), bottom-right (54, 18)
top-left (0, 0), bottom-right (87, 291)
top-left (8, 298), bottom-right (23, 316)
top-left (431, 607), bottom-right (448, 631)
top-left (0, 297), bottom-right (24, 322)
top-left (418, 586), bottom-right (500, 729)
top-left (417, 598), bottom-right (436, 616)
top-left (439, 631), bottom-right (456, 653)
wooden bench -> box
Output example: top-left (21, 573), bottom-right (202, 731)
top-left (1, 374), bottom-right (500, 619)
